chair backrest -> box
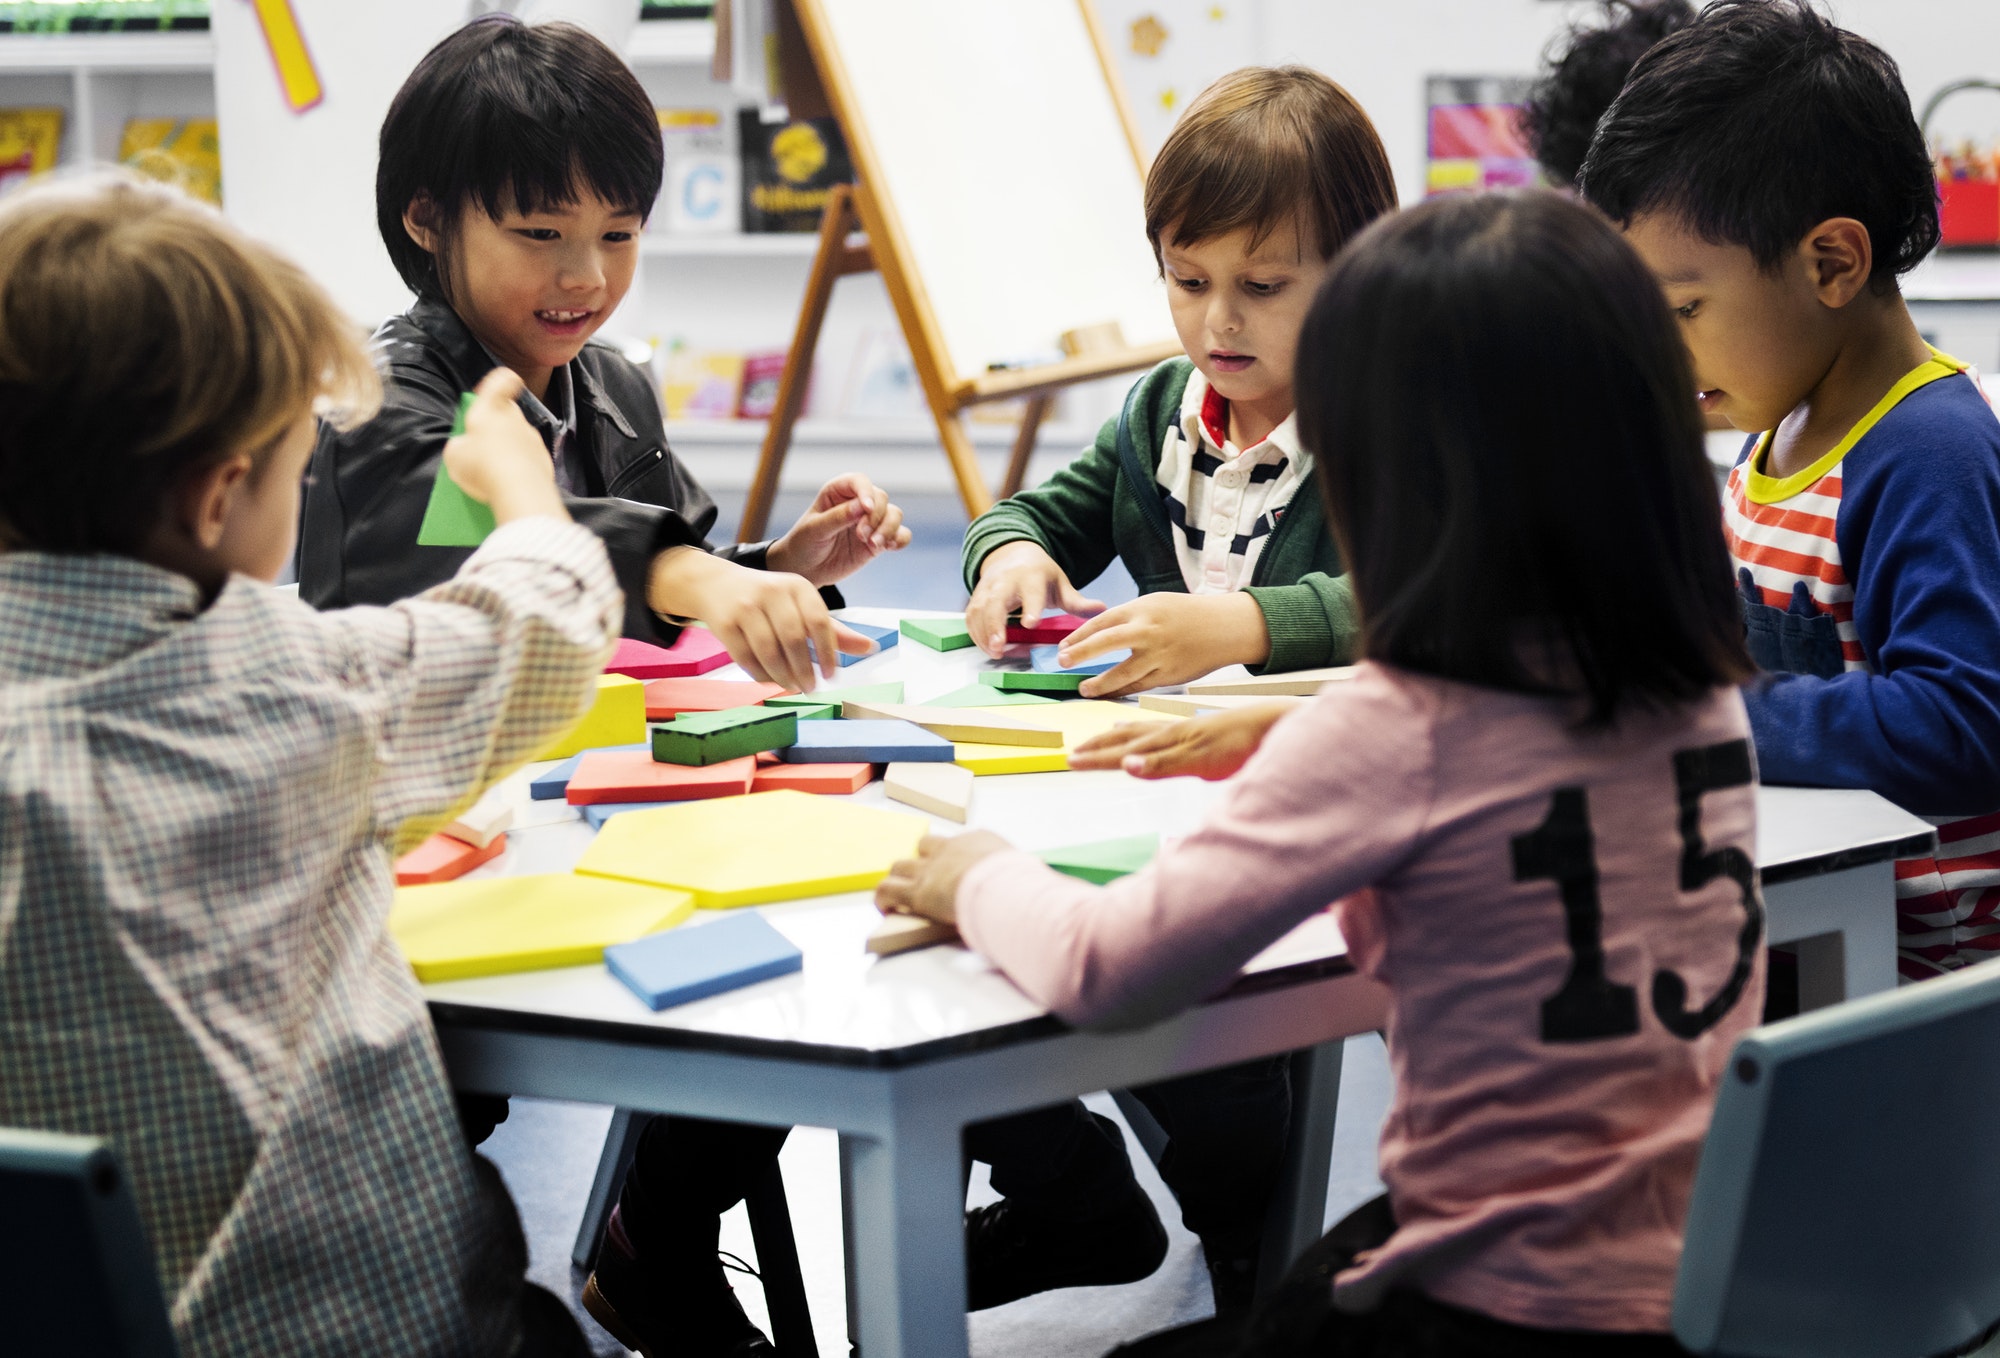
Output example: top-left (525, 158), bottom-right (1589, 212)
top-left (1675, 959), bottom-right (2000, 1357)
top-left (0, 1127), bottom-right (179, 1358)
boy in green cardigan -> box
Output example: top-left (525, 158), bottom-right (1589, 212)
top-left (955, 68), bottom-right (1401, 1320)
top-left (962, 66), bottom-right (1395, 693)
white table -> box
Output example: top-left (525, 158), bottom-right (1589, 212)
top-left (424, 609), bottom-right (1936, 1358)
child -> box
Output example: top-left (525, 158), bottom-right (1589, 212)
top-left (1520, 0), bottom-right (1695, 190)
top-left (1581, 0), bottom-right (2000, 980)
top-left (301, 15), bottom-right (911, 696)
top-left (961, 65), bottom-right (1395, 695)
top-left (885, 190), bottom-right (1763, 1357)
top-left (0, 178), bottom-right (613, 1355)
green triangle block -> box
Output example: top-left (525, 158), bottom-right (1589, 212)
top-left (923, 684), bottom-right (1058, 708)
top-left (980, 669), bottom-right (1086, 694)
top-left (651, 706), bottom-right (796, 766)
top-left (766, 681), bottom-right (904, 709)
top-left (781, 701), bottom-right (841, 721)
top-left (416, 393), bottom-right (496, 547)
top-left (900, 616), bottom-right (975, 652)
top-left (1039, 834), bottom-right (1159, 885)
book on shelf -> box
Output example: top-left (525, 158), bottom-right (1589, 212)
top-left (661, 345), bottom-right (745, 421)
top-left (0, 108), bottom-right (61, 194)
top-left (120, 116), bottom-right (220, 205)
top-left (0, 1), bottom-right (210, 31)
top-left (739, 110), bottom-right (851, 233)
top-left (736, 350), bottom-right (790, 419)
top-left (640, 0), bottom-right (712, 16)
top-left (654, 107), bottom-right (739, 236)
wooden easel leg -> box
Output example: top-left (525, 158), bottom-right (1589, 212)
top-left (739, 186), bottom-right (864, 543)
top-left (999, 393), bottom-right (1052, 499)
top-left (933, 410), bottom-right (995, 520)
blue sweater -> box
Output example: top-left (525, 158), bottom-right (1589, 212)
top-left (1740, 373), bottom-right (2000, 817)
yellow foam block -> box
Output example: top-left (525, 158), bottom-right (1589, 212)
top-left (535, 674), bottom-right (647, 760)
top-left (574, 790), bottom-right (927, 908)
top-left (390, 874), bottom-right (694, 982)
top-left (954, 742), bottom-right (1070, 775)
top-left (954, 701), bottom-right (1181, 774)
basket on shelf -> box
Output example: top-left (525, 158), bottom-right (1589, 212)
top-left (1924, 79), bottom-right (2000, 250)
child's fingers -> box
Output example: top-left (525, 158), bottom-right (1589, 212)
top-left (867, 499), bottom-right (907, 552)
top-left (1056, 583), bottom-right (1107, 617)
top-left (471, 366), bottom-right (526, 410)
top-left (965, 580), bottom-right (1015, 657)
top-left (1016, 575), bottom-right (1051, 628)
top-left (1058, 612), bottom-right (1134, 664)
top-left (1066, 725), bottom-right (1170, 770)
top-left (875, 864), bottom-right (916, 913)
top-left (1078, 653), bottom-right (1157, 699)
top-left (831, 620), bottom-right (878, 656)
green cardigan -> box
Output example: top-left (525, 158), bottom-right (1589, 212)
top-left (960, 358), bottom-right (1359, 673)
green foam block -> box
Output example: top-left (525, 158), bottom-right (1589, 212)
top-left (782, 701), bottom-right (841, 722)
top-left (1040, 834), bottom-right (1159, 885)
top-left (980, 670), bottom-right (1086, 695)
top-left (923, 684), bottom-right (1059, 708)
top-left (651, 706), bottom-right (797, 766)
top-left (900, 616), bottom-right (975, 652)
top-left (415, 393), bottom-right (496, 547)
top-left (766, 681), bottom-right (904, 709)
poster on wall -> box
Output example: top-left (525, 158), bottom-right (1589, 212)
top-left (1424, 75), bottom-right (1539, 197)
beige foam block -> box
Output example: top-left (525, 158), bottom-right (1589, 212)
top-left (842, 700), bottom-right (1061, 748)
top-left (1186, 666), bottom-right (1358, 698)
top-left (1138, 693), bottom-right (1305, 718)
top-left (951, 700), bottom-right (1179, 775)
top-left (883, 760), bottom-right (975, 823)
top-left (441, 789), bottom-right (514, 849)
top-left (866, 912), bottom-right (960, 956)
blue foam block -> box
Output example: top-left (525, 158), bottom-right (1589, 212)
top-left (530, 743), bottom-right (649, 801)
top-left (776, 719), bottom-right (955, 763)
top-left (1030, 645), bottom-right (1131, 676)
top-left (581, 800), bottom-right (667, 829)
top-left (836, 619), bottom-right (900, 668)
top-left (604, 911), bottom-right (804, 1011)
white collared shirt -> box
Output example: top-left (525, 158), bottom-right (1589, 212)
top-left (1153, 368), bottom-right (1311, 594)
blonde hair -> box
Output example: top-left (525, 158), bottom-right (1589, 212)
top-left (1144, 66), bottom-right (1398, 265)
top-left (0, 173), bottom-right (379, 552)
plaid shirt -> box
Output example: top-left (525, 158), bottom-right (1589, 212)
top-left (0, 519), bottom-right (618, 1356)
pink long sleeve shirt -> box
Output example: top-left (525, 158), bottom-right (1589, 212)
top-left (957, 662), bottom-right (1763, 1333)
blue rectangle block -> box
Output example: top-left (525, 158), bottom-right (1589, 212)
top-left (582, 801), bottom-right (666, 829)
top-left (605, 912), bottom-right (804, 1011)
top-left (1030, 645), bottom-right (1131, 676)
top-left (776, 719), bottom-right (956, 763)
top-left (836, 620), bottom-right (900, 667)
top-left (530, 743), bottom-right (649, 800)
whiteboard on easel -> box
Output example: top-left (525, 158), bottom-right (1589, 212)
top-left (804, 0), bottom-right (1178, 386)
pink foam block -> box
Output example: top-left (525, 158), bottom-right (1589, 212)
top-left (605, 630), bottom-right (734, 680)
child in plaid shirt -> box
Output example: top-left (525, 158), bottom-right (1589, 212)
top-left (0, 177), bottom-right (616, 1356)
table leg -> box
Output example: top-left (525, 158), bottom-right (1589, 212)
top-left (839, 1119), bottom-right (970, 1358)
top-left (1764, 861), bottom-right (1898, 1007)
top-left (1257, 1040), bottom-right (1344, 1293)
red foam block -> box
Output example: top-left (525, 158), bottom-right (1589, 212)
top-left (643, 678), bottom-right (791, 720)
top-left (605, 630), bottom-right (734, 680)
top-left (751, 762), bottom-right (877, 795)
top-left (1004, 612), bottom-right (1088, 645)
top-left (395, 831), bottom-right (505, 885)
top-left (565, 751), bottom-right (756, 805)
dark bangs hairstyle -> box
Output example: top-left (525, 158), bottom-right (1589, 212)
top-left (1520, 0), bottom-right (1695, 187)
top-left (1296, 191), bottom-right (1751, 723)
top-left (1144, 65), bottom-right (1396, 264)
top-left (1577, 0), bottom-right (1938, 286)
top-left (376, 15), bottom-right (664, 300)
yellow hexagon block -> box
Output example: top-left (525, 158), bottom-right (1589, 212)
top-left (390, 874), bottom-right (695, 982)
top-left (535, 674), bottom-right (648, 760)
top-left (574, 790), bottom-right (928, 908)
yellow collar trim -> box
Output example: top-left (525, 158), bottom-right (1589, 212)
top-left (1745, 348), bottom-right (1969, 505)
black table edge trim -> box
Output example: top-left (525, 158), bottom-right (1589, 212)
top-left (1758, 830), bottom-right (1938, 886)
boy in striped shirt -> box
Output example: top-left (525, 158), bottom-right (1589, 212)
top-left (1583, 0), bottom-right (2000, 979)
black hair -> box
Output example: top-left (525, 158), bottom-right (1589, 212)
top-left (1578, 0), bottom-right (1939, 283)
top-left (376, 16), bottom-right (663, 299)
top-left (1296, 191), bottom-right (1752, 724)
top-left (1521, 0), bottom-right (1695, 187)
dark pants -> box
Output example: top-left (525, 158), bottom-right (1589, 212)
top-left (462, 1147), bottom-right (593, 1357)
top-left (1109, 1196), bottom-right (1691, 1358)
top-left (616, 1115), bottom-right (794, 1261)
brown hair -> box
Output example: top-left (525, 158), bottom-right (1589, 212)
top-left (1144, 66), bottom-right (1398, 265)
top-left (0, 174), bottom-right (379, 554)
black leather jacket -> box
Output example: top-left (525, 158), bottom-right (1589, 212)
top-left (299, 298), bottom-right (813, 642)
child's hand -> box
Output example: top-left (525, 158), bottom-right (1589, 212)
top-left (966, 541), bottom-right (1105, 656)
top-left (442, 368), bottom-right (567, 524)
top-left (1061, 593), bottom-right (1270, 697)
top-left (875, 830), bottom-right (1014, 924)
top-left (646, 548), bottom-right (875, 693)
top-left (1068, 702), bottom-right (1295, 780)
top-left (766, 474), bottom-right (912, 586)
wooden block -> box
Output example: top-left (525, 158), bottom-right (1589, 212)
top-left (778, 720), bottom-right (956, 764)
top-left (834, 619), bottom-right (899, 667)
top-left (883, 761), bottom-right (974, 822)
top-left (1186, 666), bottom-right (1359, 698)
top-left (577, 790), bottom-right (927, 908)
top-left (1137, 693), bottom-right (1298, 718)
top-left (1040, 833), bottom-right (1159, 884)
top-left (565, 751), bottom-right (756, 805)
top-left (1005, 612), bottom-right (1087, 645)
top-left (394, 831), bottom-right (505, 885)
top-left (766, 681), bottom-right (903, 709)
top-left (534, 674), bottom-right (648, 760)
top-left (841, 700), bottom-right (1062, 748)
top-left (605, 630), bottom-right (732, 680)
top-left (751, 761), bottom-right (876, 795)
top-left (1030, 644), bottom-right (1128, 676)
top-left (644, 678), bottom-right (790, 720)
top-left (980, 669), bottom-right (1086, 695)
top-left (899, 616), bottom-right (975, 652)
top-left (440, 791), bottom-right (513, 849)
top-left (651, 707), bottom-right (798, 766)
top-left (867, 913), bottom-right (960, 956)
top-left (390, 874), bottom-right (694, 982)
top-left (923, 684), bottom-right (1058, 709)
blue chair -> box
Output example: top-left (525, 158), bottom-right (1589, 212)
top-left (1675, 959), bottom-right (2000, 1357)
top-left (0, 1127), bottom-right (179, 1357)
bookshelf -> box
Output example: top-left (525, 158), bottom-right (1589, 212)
top-left (0, 29), bottom-right (214, 167)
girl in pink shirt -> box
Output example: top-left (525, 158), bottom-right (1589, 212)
top-left (879, 191), bottom-right (1762, 1357)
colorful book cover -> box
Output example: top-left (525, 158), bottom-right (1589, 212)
top-left (119, 117), bottom-right (221, 205)
top-left (661, 343), bottom-right (745, 421)
top-left (0, 108), bottom-right (62, 194)
top-left (655, 106), bottom-right (738, 236)
top-left (736, 350), bottom-right (793, 420)
top-left (738, 111), bottom-right (852, 233)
